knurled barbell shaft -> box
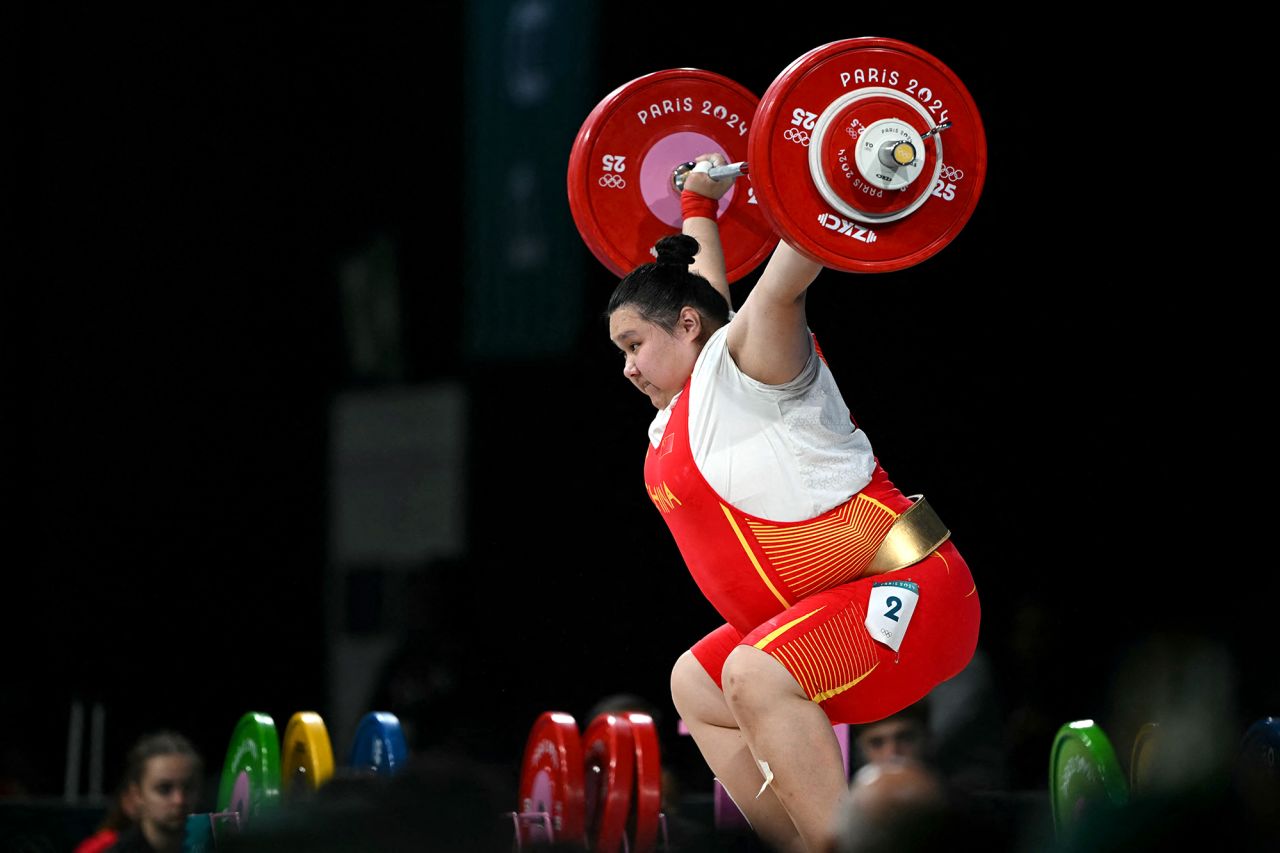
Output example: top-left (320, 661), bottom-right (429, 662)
top-left (707, 162), bottom-right (747, 181)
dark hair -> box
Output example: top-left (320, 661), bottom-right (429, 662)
top-left (606, 234), bottom-right (729, 337)
top-left (854, 701), bottom-right (931, 736)
top-left (124, 731), bottom-right (202, 786)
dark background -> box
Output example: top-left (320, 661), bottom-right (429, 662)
top-left (16, 0), bottom-right (1266, 815)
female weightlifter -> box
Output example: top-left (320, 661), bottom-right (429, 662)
top-left (606, 154), bottom-right (980, 852)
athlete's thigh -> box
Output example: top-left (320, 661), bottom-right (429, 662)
top-left (739, 545), bottom-right (979, 724)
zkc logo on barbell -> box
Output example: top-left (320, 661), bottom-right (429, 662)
top-left (816, 214), bottom-right (877, 243)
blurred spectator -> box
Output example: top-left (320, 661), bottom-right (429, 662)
top-left (853, 703), bottom-right (929, 767)
top-left (851, 652), bottom-right (1006, 793)
top-left (107, 731), bottom-right (202, 853)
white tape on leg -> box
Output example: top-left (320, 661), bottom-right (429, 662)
top-left (755, 759), bottom-right (774, 798)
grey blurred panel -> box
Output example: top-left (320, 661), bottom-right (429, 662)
top-left (464, 0), bottom-right (597, 359)
top-left (329, 385), bottom-right (466, 563)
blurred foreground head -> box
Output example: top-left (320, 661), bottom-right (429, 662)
top-left (829, 759), bottom-right (947, 853)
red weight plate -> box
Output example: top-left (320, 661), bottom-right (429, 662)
top-left (518, 712), bottom-right (586, 847)
top-left (568, 69), bottom-right (777, 283)
top-left (751, 38), bottom-right (986, 273)
top-left (583, 713), bottom-right (635, 853)
top-left (625, 712), bottom-right (662, 853)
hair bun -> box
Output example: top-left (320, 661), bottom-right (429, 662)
top-left (654, 234), bottom-right (699, 268)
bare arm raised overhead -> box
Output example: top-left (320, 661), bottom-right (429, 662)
top-left (679, 153), bottom-right (734, 310)
top-left (677, 151), bottom-right (821, 386)
top-left (727, 239), bottom-right (822, 386)
top-left (670, 151), bottom-right (819, 384)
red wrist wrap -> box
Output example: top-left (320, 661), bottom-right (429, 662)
top-left (681, 191), bottom-right (718, 221)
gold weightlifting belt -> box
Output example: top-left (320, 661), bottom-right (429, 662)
top-left (866, 495), bottom-right (950, 574)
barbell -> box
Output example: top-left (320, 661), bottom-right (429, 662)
top-left (567, 37), bottom-right (986, 278)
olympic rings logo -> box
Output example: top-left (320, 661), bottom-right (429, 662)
top-left (845, 120), bottom-right (865, 140)
top-left (783, 127), bottom-right (810, 147)
top-left (598, 174), bottom-right (627, 189)
top-left (939, 164), bottom-right (964, 182)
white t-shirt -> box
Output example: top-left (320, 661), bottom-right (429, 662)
top-left (648, 323), bottom-right (876, 522)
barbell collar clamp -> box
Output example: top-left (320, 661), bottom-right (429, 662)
top-left (919, 120), bottom-right (952, 141)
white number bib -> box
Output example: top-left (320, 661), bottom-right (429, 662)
top-left (864, 581), bottom-right (920, 652)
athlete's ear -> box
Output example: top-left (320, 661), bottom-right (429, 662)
top-left (676, 306), bottom-right (702, 339)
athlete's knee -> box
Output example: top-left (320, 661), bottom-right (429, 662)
top-left (722, 646), bottom-right (802, 723)
top-left (671, 650), bottom-right (713, 719)
top-left (670, 651), bottom-right (696, 703)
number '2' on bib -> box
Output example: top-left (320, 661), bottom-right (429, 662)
top-left (864, 581), bottom-right (920, 653)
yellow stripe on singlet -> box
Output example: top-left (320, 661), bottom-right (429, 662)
top-left (858, 493), bottom-right (900, 519)
top-left (752, 607), bottom-right (825, 650)
top-left (720, 503), bottom-right (792, 609)
top-left (812, 661), bottom-right (881, 703)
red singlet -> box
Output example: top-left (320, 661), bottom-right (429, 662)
top-left (645, 376), bottom-right (981, 723)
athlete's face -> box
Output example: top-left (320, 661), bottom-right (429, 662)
top-left (609, 305), bottom-right (702, 410)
